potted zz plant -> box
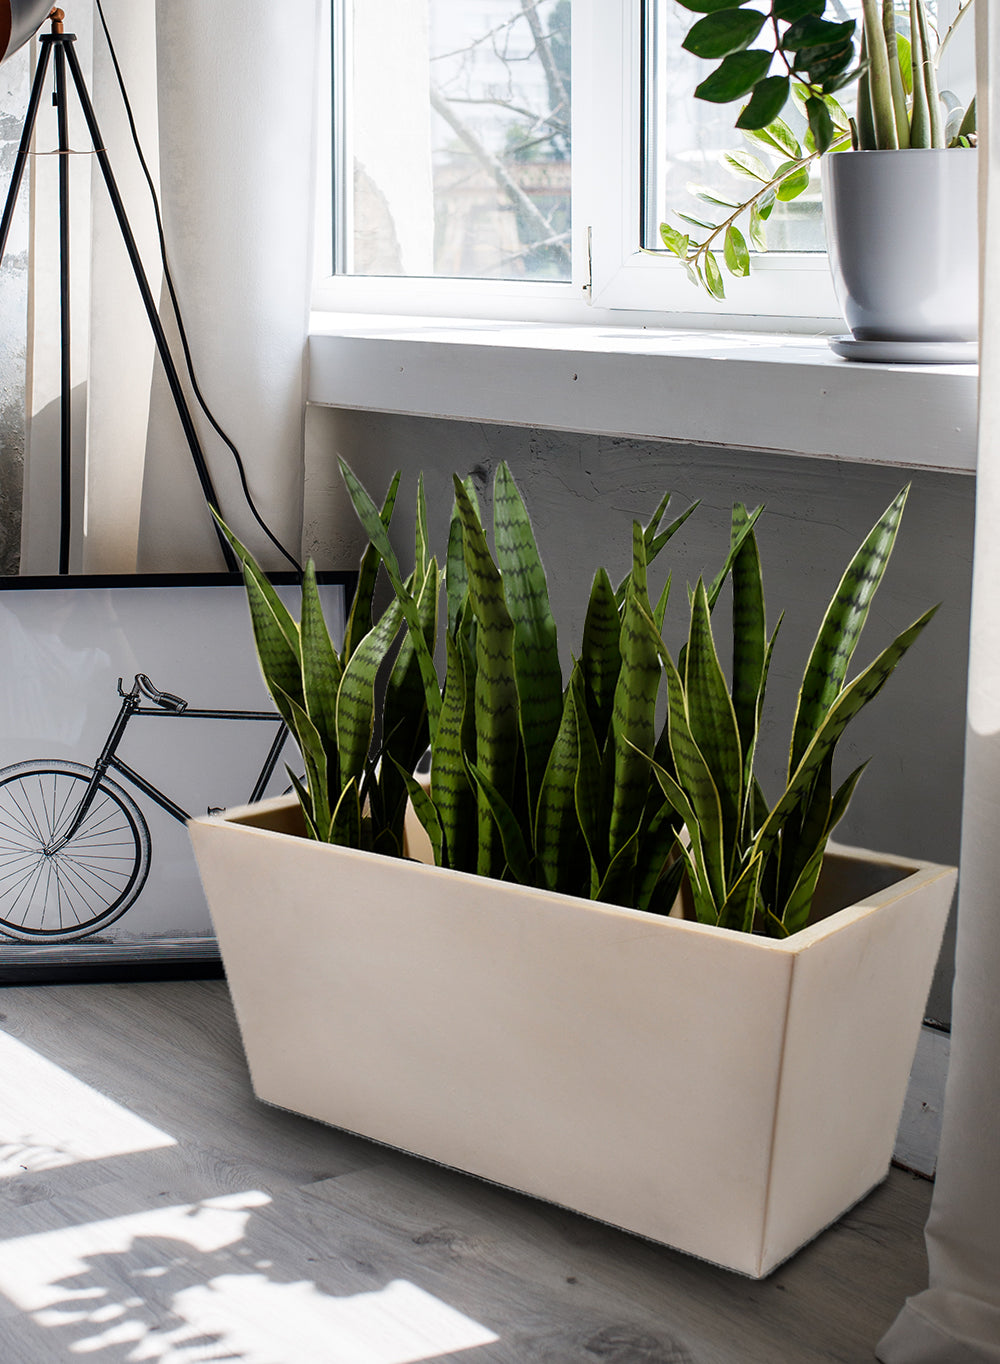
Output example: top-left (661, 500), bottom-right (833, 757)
top-left (189, 466), bottom-right (954, 1279)
top-left (667, 0), bottom-right (977, 360)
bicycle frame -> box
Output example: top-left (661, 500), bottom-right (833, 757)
top-left (48, 676), bottom-right (287, 853)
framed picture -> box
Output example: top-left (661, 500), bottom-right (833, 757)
top-left (0, 571), bottom-right (354, 982)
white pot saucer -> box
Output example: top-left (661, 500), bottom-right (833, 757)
top-left (828, 335), bottom-right (978, 365)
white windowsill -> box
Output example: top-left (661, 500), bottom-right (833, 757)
top-left (308, 314), bottom-right (978, 474)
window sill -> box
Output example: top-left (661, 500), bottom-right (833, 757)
top-left (307, 314), bottom-right (978, 473)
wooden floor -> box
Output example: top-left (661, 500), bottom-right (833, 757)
top-left (0, 979), bottom-right (932, 1364)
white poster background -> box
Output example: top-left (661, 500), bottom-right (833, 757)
top-left (0, 575), bottom-right (349, 955)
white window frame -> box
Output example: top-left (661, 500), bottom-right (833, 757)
top-left (310, 0), bottom-right (958, 333)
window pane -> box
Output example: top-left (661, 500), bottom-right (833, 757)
top-left (341, 0), bottom-right (572, 281)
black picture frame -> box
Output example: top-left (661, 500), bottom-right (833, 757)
top-left (0, 571), bottom-right (355, 983)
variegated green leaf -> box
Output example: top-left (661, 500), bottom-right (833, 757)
top-left (278, 686), bottom-right (331, 840)
top-left (719, 854), bottom-right (762, 933)
top-left (330, 778), bottom-right (361, 849)
top-left (704, 504), bottom-right (764, 611)
top-left (609, 529), bottom-right (662, 859)
top-left (391, 757), bottom-right (444, 866)
top-left (535, 665), bottom-right (586, 893)
top-left (789, 486), bottom-right (909, 776)
top-left (643, 745), bottom-right (716, 922)
top-left (779, 843), bottom-right (826, 935)
top-left (339, 458), bottom-right (442, 740)
top-left (432, 622), bottom-right (477, 872)
top-left (343, 470), bottom-right (401, 661)
top-left (335, 597), bottom-right (403, 786)
top-left (661, 647), bottom-right (726, 911)
top-left (754, 604), bottom-right (938, 868)
top-left (634, 803), bottom-right (683, 914)
top-left (581, 567), bottom-right (621, 744)
top-left (685, 579), bottom-right (743, 853)
top-left (286, 769), bottom-right (320, 841)
top-left (467, 758), bottom-right (533, 885)
top-left (415, 474), bottom-right (430, 578)
top-left (240, 566), bottom-right (303, 719)
top-left (571, 667), bottom-right (604, 893)
top-left (595, 825), bottom-right (640, 907)
top-left (453, 477), bottom-right (520, 876)
top-left (300, 560), bottom-right (343, 756)
top-left (494, 463), bottom-right (563, 811)
top-left (730, 504), bottom-right (766, 761)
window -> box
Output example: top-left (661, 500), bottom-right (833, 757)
top-left (315, 0), bottom-right (976, 329)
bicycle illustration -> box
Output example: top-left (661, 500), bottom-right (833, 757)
top-left (0, 673), bottom-right (288, 943)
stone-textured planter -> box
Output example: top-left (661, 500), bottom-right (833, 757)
top-left (190, 795), bottom-right (954, 1278)
top-left (822, 148), bottom-right (978, 345)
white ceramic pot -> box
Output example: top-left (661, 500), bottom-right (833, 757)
top-left (190, 796), bottom-right (954, 1279)
top-left (821, 148), bottom-right (978, 343)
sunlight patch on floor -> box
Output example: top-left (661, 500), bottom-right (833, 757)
top-left (0, 1030), bottom-right (176, 1175)
top-left (0, 1192), bottom-right (499, 1362)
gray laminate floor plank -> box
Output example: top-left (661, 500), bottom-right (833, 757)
top-left (0, 980), bottom-right (931, 1363)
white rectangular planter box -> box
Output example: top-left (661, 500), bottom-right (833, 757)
top-left (189, 796), bottom-right (955, 1278)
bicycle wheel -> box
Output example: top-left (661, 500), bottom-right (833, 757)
top-left (0, 761), bottom-right (151, 942)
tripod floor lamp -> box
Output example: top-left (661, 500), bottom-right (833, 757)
top-left (0, 3), bottom-right (236, 572)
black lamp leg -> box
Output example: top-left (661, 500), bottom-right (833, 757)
top-left (0, 38), bottom-right (51, 259)
top-left (53, 39), bottom-right (72, 575)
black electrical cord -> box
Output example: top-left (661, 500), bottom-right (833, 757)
top-left (93, 0), bottom-right (303, 576)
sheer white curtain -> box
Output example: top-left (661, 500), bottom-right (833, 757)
top-left (21, 0), bottom-right (321, 574)
top-left (878, 2), bottom-right (1000, 1359)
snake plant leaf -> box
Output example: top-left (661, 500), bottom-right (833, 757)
top-left (642, 747), bottom-right (716, 921)
top-left (452, 477), bottom-right (520, 875)
top-left (535, 671), bottom-right (587, 893)
top-left (335, 596), bottom-right (404, 787)
top-left (756, 603), bottom-right (938, 867)
top-left (279, 686), bottom-right (332, 841)
top-left (685, 579), bottom-right (743, 849)
top-left (241, 568), bottom-right (304, 725)
top-left (494, 463), bottom-right (563, 811)
top-left (339, 458), bottom-right (443, 741)
top-left (432, 623), bottom-right (477, 872)
top-left (614, 494), bottom-right (699, 608)
top-left (446, 495), bottom-right (471, 637)
top-left (661, 646), bottom-right (726, 910)
top-left (719, 852), bottom-right (763, 932)
top-left (595, 825), bottom-right (641, 907)
top-left (286, 770), bottom-right (320, 842)
top-left (634, 803), bottom-right (684, 914)
top-left (390, 758), bottom-right (444, 867)
top-left (466, 758), bottom-right (533, 885)
top-left (609, 530), bottom-right (663, 859)
top-left (653, 575), bottom-right (672, 635)
top-left (779, 760), bottom-right (869, 933)
top-left (330, 778), bottom-right (362, 850)
top-left (570, 667), bottom-right (604, 891)
top-left (776, 748), bottom-right (834, 911)
top-left (213, 513), bottom-right (301, 659)
top-left (582, 567), bottom-right (622, 739)
top-left (730, 504), bottom-right (766, 763)
top-left (383, 559), bottom-right (439, 766)
top-left (300, 560), bottom-right (343, 757)
top-left (414, 474), bottom-right (430, 578)
top-left (704, 504), bottom-right (763, 610)
top-left (343, 470), bottom-right (401, 662)
top-left (789, 486), bottom-right (909, 778)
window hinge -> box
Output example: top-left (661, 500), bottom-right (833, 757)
top-left (583, 226), bottom-right (593, 299)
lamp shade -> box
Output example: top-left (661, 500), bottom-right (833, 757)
top-left (1, 0), bottom-right (54, 65)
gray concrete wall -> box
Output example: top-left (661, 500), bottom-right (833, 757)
top-left (0, 49), bottom-right (28, 576)
top-left (306, 405), bottom-right (974, 1025)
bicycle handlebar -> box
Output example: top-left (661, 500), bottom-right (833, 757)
top-left (119, 674), bottom-right (188, 713)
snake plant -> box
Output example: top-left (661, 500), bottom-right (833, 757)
top-left (645, 485), bottom-right (937, 933)
top-left (227, 463), bottom-right (935, 939)
top-left (216, 485), bottom-right (437, 856)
